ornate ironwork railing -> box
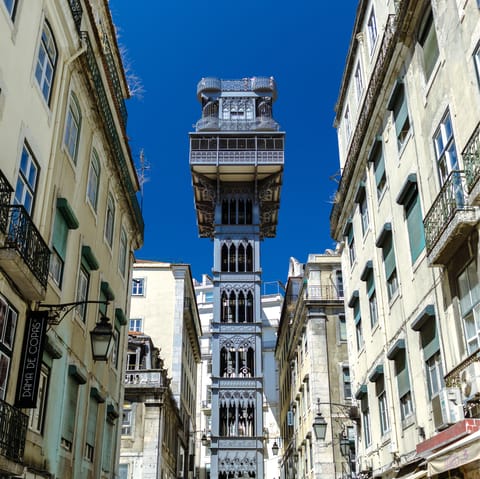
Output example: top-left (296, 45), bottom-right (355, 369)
top-left (197, 77), bottom-right (277, 97)
top-left (68, 0), bottom-right (83, 34)
top-left (2, 205), bottom-right (50, 287)
top-left (463, 122), bottom-right (480, 192)
top-left (0, 170), bottom-right (13, 235)
top-left (330, 14), bottom-right (398, 237)
top-left (125, 370), bottom-right (165, 387)
top-left (0, 398), bottom-right (28, 462)
top-left (305, 285), bottom-right (343, 301)
top-left (195, 117), bottom-right (280, 132)
top-left (423, 170), bottom-right (471, 254)
top-left (80, 32), bottom-right (144, 236)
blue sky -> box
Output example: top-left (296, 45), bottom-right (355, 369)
top-left (110, 1), bottom-right (358, 286)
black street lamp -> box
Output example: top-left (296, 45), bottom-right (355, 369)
top-left (272, 440), bottom-right (279, 456)
top-left (90, 315), bottom-right (114, 361)
top-left (312, 411), bottom-right (328, 441)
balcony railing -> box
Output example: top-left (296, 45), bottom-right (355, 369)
top-left (0, 171), bottom-right (13, 234)
top-left (423, 170), bottom-right (477, 259)
top-left (463, 122), bottom-right (480, 194)
top-left (305, 285), bottom-right (343, 301)
top-left (1, 205), bottom-right (50, 287)
top-left (80, 32), bottom-right (144, 237)
top-left (125, 370), bottom-right (165, 388)
top-left (195, 117), bottom-right (280, 132)
top-left (0, 399), bottom-right (28, 462)
top-left (67, 0), bottom-right (83, 34)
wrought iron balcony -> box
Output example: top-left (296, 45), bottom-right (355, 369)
top-left (0, 170), bottom-right (13, 234)
top-left (0, 205), bottom-right (50, 300)
top-left (195, 117), bottom-right (280, 132)
top-left (463, 122), bottom-right (480, 199)
top-left (305, 284), bottom-right (343, 301)
top-left (80, 32), bottom-right (144, 237)
top-left (0, 398), bottom-right (28, 463)
top-left (424, 170), bottom-right (479, 265)
top-left (67, 0), bottom-right (83, 34)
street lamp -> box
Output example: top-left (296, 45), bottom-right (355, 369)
top-left (313, 411), bottom-right (328, 441)
top-left (272, 440), bottom-right (279, 456)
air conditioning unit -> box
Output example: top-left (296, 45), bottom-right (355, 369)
top-left (460, 361), bottom-right (480, 401)
top-left (432, 388), bottom-right (464, 431)
top-left (287, 410), bottom-right (294, 426)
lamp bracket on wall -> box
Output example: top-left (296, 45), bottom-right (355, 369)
top-left (38, 300), bottom-right (110, 326)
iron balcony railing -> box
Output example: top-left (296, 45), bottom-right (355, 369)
top-left (0, 398), bottom-right (28, 462)
top-left (125, 370), bottom-right (165, 387)
top-left (80, 32), bottom-right (144, 236)
top-left (305, 285), bottom-right (343, 301)
top-left (463, 122), bottom-right (480, 192)
top-left (0, 171), bottom-right (13, 234)
top-left (2, 205), bottom-right (50, 287)
top-left (195, 117), bottom-right (280, 132)
top-left (196, 77), bottom-right (277, 97)
top-left (67, 0), bottom-right (83, 34)
top-left (423, 170), bottom-right (472, 254)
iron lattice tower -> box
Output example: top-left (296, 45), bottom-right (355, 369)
top-left (190, 77), bottom-right (284, 479)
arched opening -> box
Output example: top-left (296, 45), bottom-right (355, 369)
top-left (246, 243), bottom-right (253, 271)
top-left (221, 244), bottom-right (229, 272)
top-left (237, 244), bottom-right (246, 272)
top-left (238, 291), bottom-right (246, 323)
top-left (246, 291), bottom-right (254, 322)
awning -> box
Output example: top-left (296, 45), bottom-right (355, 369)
top-left (427, 429), bottom-right (480, 475)
top-left (398, 470), bottom-right (427, 479)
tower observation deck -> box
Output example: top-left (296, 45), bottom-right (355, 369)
top-left (189, 77), bottom-right (284, 479)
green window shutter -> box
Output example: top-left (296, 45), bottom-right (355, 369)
top-left (374, 154), bottom-right (385, 187)
top-left (395, 354), bottom-right (410, 397)
top-left (354, 301), bottom-right (361, 325)
top-left (421, 319), bottom-right (440, 360)
top-left (52, 212), bottom-right (68, 259)
top-left (406, 191), bottom-right (426, 262)
top-left (99, 290), bottom-right (107, 316)
top-left (383, 236), bottom-right (396, 279)
top-left (102, 421), bottom-right (114, 472)
top-left (367, 271), bottom-right (375, 298)
top-left (62, 375), bottom-right (78, 444)
top-left (86, 397), bottom-right (99, 447)
top-left (394, 95), bottom-right (408, 137)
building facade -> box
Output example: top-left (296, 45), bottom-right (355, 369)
top-left (275, 253), bottom-right (351, 479)
top-left (0, 0), bottom-right (143, 477)
top-left (331, 0), bottom-right (480, 477)
top-left (194, 275), bottom-right (283, 479)
top-left (189, 77), bottom-right (284, 478)
top-left (128, 261), bottom-right (202, 479)
top-left (120, 332), bottom-right (182, 479)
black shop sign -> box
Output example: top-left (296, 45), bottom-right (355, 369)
top-left (15, 310), bottom-right (48, 408)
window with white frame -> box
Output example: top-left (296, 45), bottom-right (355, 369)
top-left (354, 62), bottom-right (364, 103)
top-left (377, 225), bottom-right (398, 301)
top-left (369, 140), bottom-right (386, 200)
top-left (367, 8), bottom-right (378, 54)
top-left (132, 278), bottom-right (145, 296)
top-left (388, 83), bottom-right (411, 150)
top-left (344, 105), bottom-right (351, 142)
top-left (87, 150), bottom-right (100, 211)
top-left (433, 110), bottom-right (459, 186)
top-left (355, 183), bottom-right (369, 236)
top-left (343, 366), bottom-right (352, 400)
top-left (391, 348), bottom-right (413, 422)
top-left (75, 264), bottom-right (89, 321)
top-left (122, 403), bottom-right (133, 436)
top-left (35, 21), bottom-right (57, 104)
top-left (363, 265), bottom-right (378, 328)
top-left (119, 227), bottom-right (128, 277)
top-left (119, 464), bottom-right (129, 479)
top-left (0, 296), bottom-right (17, 400)
top-left (346, 222), bottom-right (356, 267)
top-left (339, 314), bottom-right (347, 342)
top-left (129, 318), bottom-right (143, 332)
top-left (361, 395), bottom-right (371, 446)
top-left (352, 296), bottom-right (364, 351)
top-left (418, 10), bottom-right (439, 81)
top-left (14, 143), bottom-right (39, 215)
top-left (3, 0), bottom-right (17, 19)
top-left (426, 352), bottom-right (444, 399)
top-left (375, 375), bottom-right (390, 435)
top-left (104, 193), bottom-right (115, 247)
top-left (336, 270), bottom-right (344, 298)
top-left (64, 93), bottom-right (81, 162)
top-left (111, 327), bottom-right (120, 369)
top-left (458, 261), bottom-right (480, 354)
top-left (85, 396), bottom-right (99, 462)
top-left (29, 364), bottom-right (49, 434)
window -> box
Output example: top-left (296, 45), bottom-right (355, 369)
top-left (389, 83), bottom-right (411, 150)
top-left (354, 62), bottom-right (364, 102)
top-left (474, 42), bottom-right (480, 88)
top-left (377, 225), bottom-right (398, 301)
top-left (129, 318), bottom-right (143, 332)
top-left (336, 270), bottom-right (344, 298)
top-left (355, 184), bottom-right (369, 235)
top-left (352, 297), bottom-right (364, 351)
top-left (339, 314), bottom-right (347, 342)
top-left (391, 348), bottom-right (413, 422)
top-left (375, 375), bottom-right (390, 435)
top-left (397, 177), bottom-right (426, 263)
top-left (361, 396), bottom-right (371, 446)
top-left (61, 372), bottom-right (82, 452)
top-left (426, 352), bottom-right (444, 399)
top-left (0, 296), bottom-right (17, 400)
top-left (458, 261), bottom-right (480, 354)
top-left (111, 327), bottom-right (120, 369)
top-left (85, 396), bottom-right (99, 462)
top-left (370, 141), bottom-right (386, 199)
top-left (3, 0), bottom-right (17, 19)
top-left (122, 403), bottom-right (133, 436)
top-left (87, 150), bottom-right (100, 210)
top-left (75, 265), bottom-right (89, 321)
top-left (119, 227), bottom-right (128, 277)
top-left (344, 106), bottom-right (351, 142)
top-left (419, 11), bottom-right (439, 81)
top-left (14, 143), bottom-right (39, 215)
top-left (363, 267), bottom-right (378, 328)
top-left (346, 222), bottom-right (356, 267)
top-left (104, 194), bottom-right (115, 247)
top-left (64, 93), bottom-right (81, 162)
top-left (343, 366), bottom-right (352, 400)
top-left (132, 278), bottom-right (145, 296)
top-left (367, 8), bottom-right (378, 54)
top-left (35, 21), bottom-right (57, 103)
top-left (119, 464), bottom-right (129, 479)
top-left (434, 111), bottom-right (459, 186)
top-left (29, 365), bottom-right (49, 434)
top-left (400, 391), bottom-right (413, 420)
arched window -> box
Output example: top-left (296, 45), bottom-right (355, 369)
top-left (221, 244), bottom-right (229, 272)
top-left (228, 291), bottom-right (236, 322)
top-left (246, 199), bottom-right (252, 224)
top-left (246, 244), bottom-right (253, 271)
top-left (246, 291), bottom-right (254, 322)
top-left (238, 291), bottom-right (246, 323)
top-left (221, 291), bottom-right (229, 322)
top-left (237, 244), bottom-right (246, 272)
top-left (229, 244), bottom-right (236, 272)
top-left (222, 200), bottom-right (229, 224)
top-left (35, 21), bottom-right (57, 104)
top-left (238, 199), bottom-right (245, 224)
top-left (64, 92), bottom-right (81, 162)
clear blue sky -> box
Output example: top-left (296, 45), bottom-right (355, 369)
top-left (110, 1), bottom-right (358, 286)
